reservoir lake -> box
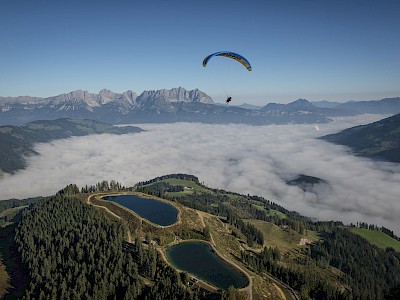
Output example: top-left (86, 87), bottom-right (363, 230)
top-left (103, 194), bottom-right (178, 226)
top-left (166, 241), bottom-right (249, 289)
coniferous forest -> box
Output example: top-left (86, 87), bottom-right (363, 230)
top-left (13, 194), bottom-right (197, 300)
top-left (1, 176), bottom-right (400, 299)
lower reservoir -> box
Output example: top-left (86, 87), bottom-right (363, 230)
top-left (103, 194), bottom-right (178, 226)
top-left (166, 241), bottom-right (248, 289)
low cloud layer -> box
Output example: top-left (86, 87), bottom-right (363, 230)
top-left (1, 114), bottom-right (399, 234)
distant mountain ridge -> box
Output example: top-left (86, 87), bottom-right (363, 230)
top-left (312, 97), bottom-right (400, 114)
top-left (320, 114), bottom-right (400, 163)
top-left (1, 88), bottom-right (399, 125)
top-left (335, 98), bottom-right (400, 114)
top-left (0, 87), bottom-right (331, 125)
top-left (0, 118), bottom-right (142, 174)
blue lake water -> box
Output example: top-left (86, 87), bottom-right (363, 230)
top-left (166, 241), bottom-right (249, 289)
top-left (103, 194), bottom-right (178, 226)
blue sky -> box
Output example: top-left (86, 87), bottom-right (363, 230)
top-left (1, 0), bottom-right (399, 104)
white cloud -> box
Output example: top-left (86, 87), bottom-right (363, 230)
top-left (1, 114), bottom-right (399, 234)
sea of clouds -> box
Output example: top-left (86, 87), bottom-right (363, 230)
top-left (1, 114), bottom-right (399, 234)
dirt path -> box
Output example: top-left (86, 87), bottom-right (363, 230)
top-left (87, 194), bottom-right (122, 220)
top-left (273, 283), bottom-right (287, 300)
top-left (87, 193), bottom-right (137, 243)
top-left (157, 245), bottom-right (219, 294)
top-left (264, 272), bottom-right (299, 300)
top-left (197, 211), bottom-right (206, 227)
top-left (87, 194), bottom-right (294, 300)
top-left (197, 211), bottom-right (253, 300)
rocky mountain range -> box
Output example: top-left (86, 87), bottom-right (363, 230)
top-left (1, 87), bottom-right (399, 125)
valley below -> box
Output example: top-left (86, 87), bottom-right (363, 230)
top-left (0, 114), bottom-right (399, 299)
top-left (1, 114), bottom-right (398, 235)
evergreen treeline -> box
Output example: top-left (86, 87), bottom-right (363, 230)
top-left (0, 197), bottom-right (44, 213)
top-left (226, 211), bottom-right (264, 246)
top-left (240, 224), bottom-right (400, 299)
top-left (0, 197), bottom-right (44, 226)
top-left (355, 222), bottom-right (400, 242)
top-left (241, 247), bottom-right (346, 299)
top-left (14, 194), bottom-right (198, 299)
top-left (135, 174), bottom-right (201, 187)
top-left (81, 180), bottom-right (127, 193)
top-left (136, 174), bottom-right (400, 299)
top-left (138, 181), bottom-right (308, 242)
top-left (310, 228), bottom-right (400, 300)
top-left (137, 179), bottom-right (311, 236)
top-left (57, 180), bottom-right (128, 195)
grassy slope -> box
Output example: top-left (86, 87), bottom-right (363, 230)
top-left (248, 220), bottom-right (314, 253)
top-left (158, 178), bottom-right (210, 197)
top-left (200, 212), bottom-right (293, 299)
top-left (103, 178), bottom-right (400, 297)
top-left (349, 228), bottom-right (400, 252)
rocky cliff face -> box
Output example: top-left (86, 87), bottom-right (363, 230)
top-left (0, 87), bottom-right (211, 112)
top-left (136, 87), bottom-right (213, 104)
top-left (0, 88), bottom-right (333, 125)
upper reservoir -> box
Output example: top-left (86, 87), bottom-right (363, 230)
top-left (103, 194), bottom-right (178, 226)
top-left (166, 241), bottom-right (249, 289)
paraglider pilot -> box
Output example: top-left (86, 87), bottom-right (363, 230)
top-left (226, 96), bottom-right (232, 103)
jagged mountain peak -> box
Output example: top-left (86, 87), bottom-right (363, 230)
top-left (136, 87), bottom-right (213, 104)
top-left (0, 88), bottom-right (340, 125)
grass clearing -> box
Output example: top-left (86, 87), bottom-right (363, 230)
top-left (248, 220), bottom-right (305, 253)
top-left (252, 204), bottom-right (265, 211)
top-left (0, 206), bottom-right (28, 218)
top-left (350, 228), bottom-right (400, 252)
top-left (265, 209), bottom-right (287, 219)
top-left (250, 204), bottom-right (287, 219)
top-left (305, 230), bottom-right (320, 242)
top-left (151, 178), bottom-right (211, 197)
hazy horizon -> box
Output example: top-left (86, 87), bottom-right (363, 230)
top-left (1, 1), bottom-right (399, 105)
top-left (1, 87), bottom-right (399, 106)
top-left (1, 114), bottom-right (399, 235)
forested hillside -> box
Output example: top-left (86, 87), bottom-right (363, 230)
top-left (0, 118), bottom-right (142, 173)
top-left (1, 175), bottom-right (399, 299)
top-left (136, 174), bottom-right (400, 299)
top-left (9, 193), bottom-right (197, 300)
top-left (320, 114), bottom-right (400, 163)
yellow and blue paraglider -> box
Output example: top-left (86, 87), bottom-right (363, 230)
top-left (202, 51), bottom-right (252, 71)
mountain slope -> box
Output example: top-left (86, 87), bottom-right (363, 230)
top-left (0, 118), bottom-right (142, 173)
top-left (0, 88), bottom-right (213, 125)
top-left (262, 98), bottom-right (358, 117)
top-left (1, 88), bottom-right (331, 125)
top-left (320, 114), bottom-right (400, 162)
top-left (312, 97), bottom-right (400, 114)
top-left (336, 97), bottom-right (400, 114)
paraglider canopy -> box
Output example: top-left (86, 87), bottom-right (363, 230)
top-left (203, 51), bottom-right (252, 71)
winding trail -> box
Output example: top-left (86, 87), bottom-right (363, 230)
top-left (87, 193), bottom-right (297, 300)
top-left (197, 211), bottom-right (253, 300)
top-left (87, 193), bottom-right (121, 220)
